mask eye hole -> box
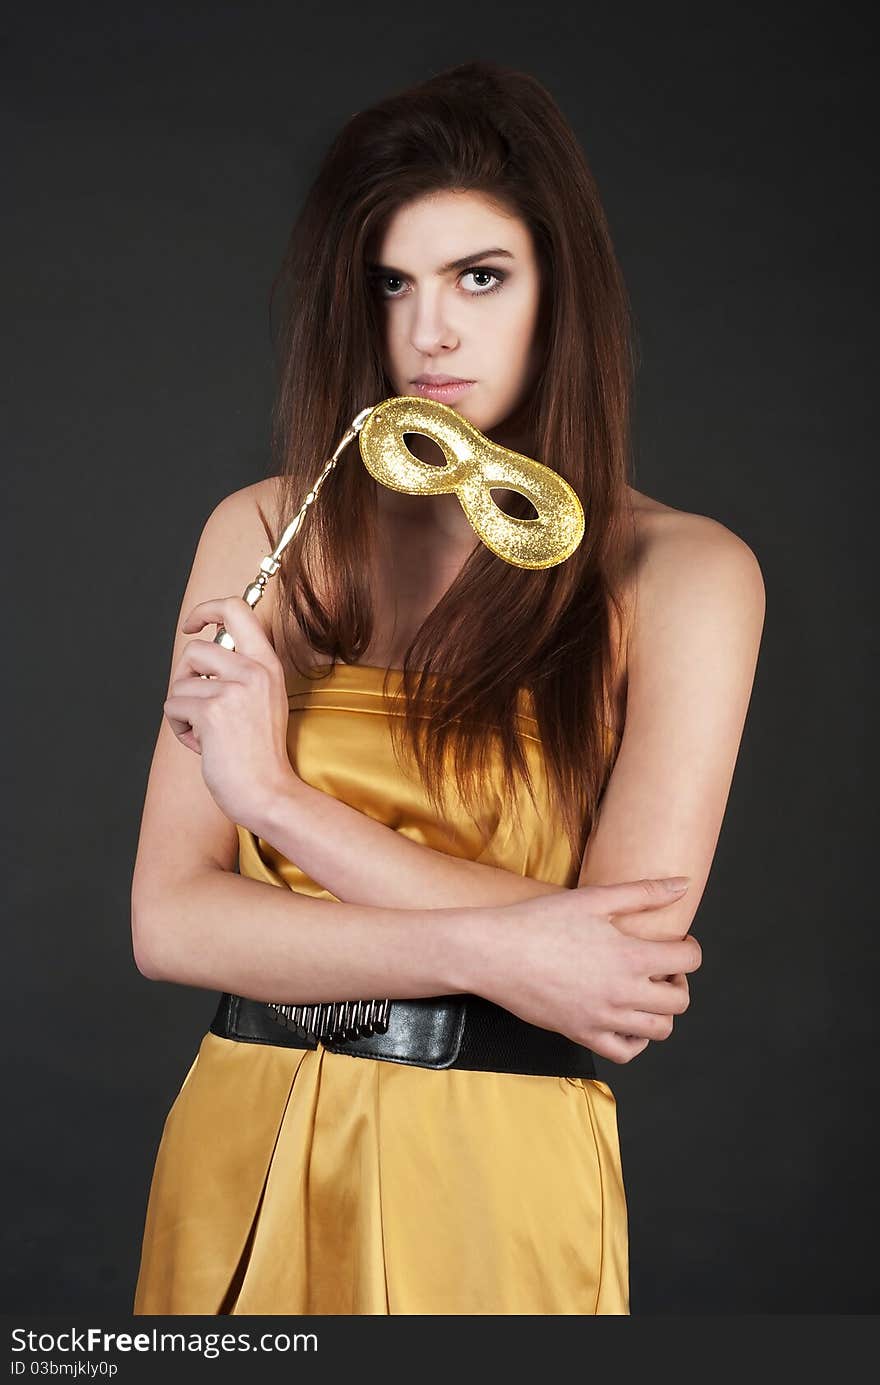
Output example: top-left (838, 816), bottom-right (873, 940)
top-left (490, 488), bottom-right (539, 520)
top-left (402, 433), bottom-right (448, 468)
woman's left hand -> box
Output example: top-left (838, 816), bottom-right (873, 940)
top-left (163, 595), bottom-right (297, 831)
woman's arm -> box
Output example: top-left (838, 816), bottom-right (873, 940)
top-left (248, 782), bottom-right (567, 908)
top-left (133, 860), bottom-right (476, 1001)
top-left (577, 507), bottom-right (767, 944)
top-left (133, 843), bottom-right (700, 1070)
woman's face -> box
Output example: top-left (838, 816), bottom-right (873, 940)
top-left (370, 189), bottom-right (543, 436)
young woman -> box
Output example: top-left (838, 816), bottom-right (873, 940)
top-left (131, 61), bottom-right (765, 1316)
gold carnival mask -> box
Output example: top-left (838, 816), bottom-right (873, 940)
top-left (212, 394), bottom-right (585, 654)
top-left (358, 395), bottom-right (584, 570)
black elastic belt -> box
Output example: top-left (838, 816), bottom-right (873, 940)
top-left (209, 992), bottom-right (597, 1078)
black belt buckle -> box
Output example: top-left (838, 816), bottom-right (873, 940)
top-left (267, 997), bottom-right (394, 1045)
top-left (209, 993), bottom-right (467, 1068)
top-left (321, 996), bottom-right (467, 1068)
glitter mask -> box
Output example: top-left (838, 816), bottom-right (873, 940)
top-left (358, 395), bottom-right (584, 570)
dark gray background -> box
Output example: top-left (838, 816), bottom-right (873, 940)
top-left (3, 1), bottom-right (875, 1315)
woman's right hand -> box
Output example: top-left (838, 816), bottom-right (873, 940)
top-left (469, 879), bottom-right (702, 1065)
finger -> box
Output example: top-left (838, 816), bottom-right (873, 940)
top-left (627, 975), bottom-right (691, 1016)
top-left (641, 933), bottom-right (703, 977)
top-left (645, 975), bottom-right (690, 1010)
top-left (182, 597), bottom-right (277, 667)
top-left (176, 639), bottom-right (249, 683)
top-left (660, 971), bottom-right (689, 991)
top-left (169, 674), bottom-right (233, 701)
top-left (595, 1033), bottom-right (651, 1064)
top-left (163, 693), bottom-right (209, 741)
top-left (584, 877), bottom-right (690, 916)
top-left (611, 1009), bottom-right (675, 1041)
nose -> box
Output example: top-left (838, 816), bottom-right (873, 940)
top-left (408, 285), bottom-right (459, 357)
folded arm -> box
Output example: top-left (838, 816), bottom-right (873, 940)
top-left (132, 483), bottom-right (764, 1010)
top-left (248, 781), bottom-right (567, 909)
top-left (132, 859), bottom-right (480, 1001)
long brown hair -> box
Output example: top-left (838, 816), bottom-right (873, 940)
top-left (259, 60), bottom-right (636, 866)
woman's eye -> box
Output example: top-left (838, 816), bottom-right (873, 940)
top-left (379, 275), bottom-right (406, 297)
top-left (460, 268), bottom-right (505, 295)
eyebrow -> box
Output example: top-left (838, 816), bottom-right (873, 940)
top-left (366, 247), bottom-right (515, 276)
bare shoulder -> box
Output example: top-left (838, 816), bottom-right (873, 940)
top-left (206, 475), bottom-right (282, 547)
top-left (623, 487), bottom-right (770, 692)
top-left (197, 476), bottom-right (285, 639)
top-left (626, 486), bottom-right (766, 647)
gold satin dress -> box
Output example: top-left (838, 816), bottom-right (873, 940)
top-left (133, 663), bottom-right (629, 1315)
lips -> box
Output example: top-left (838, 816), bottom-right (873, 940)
top-left (410, 378), bottom-right (475, 401)
top-left (412, 374), bottom-right (473, 385)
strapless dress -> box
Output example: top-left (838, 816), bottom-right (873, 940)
top-left (133, 662), bottom-right (629, 1314)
